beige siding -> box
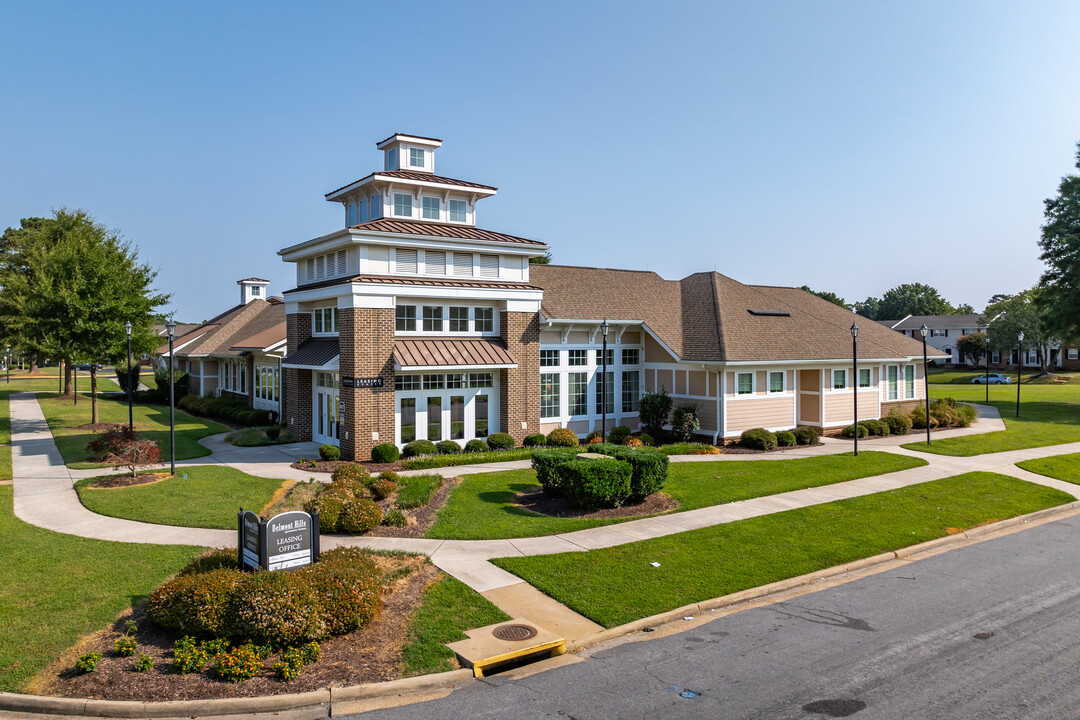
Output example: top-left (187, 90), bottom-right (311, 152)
top-left (566, 420), bottom-right (590, 435)
top-left (755, 371), bottom-right (767, 396)
top-left (725, 396), bottom-right (795, 435)
top-left (645, 370), bottom-right (656, 392)
top-left (696, 401), bottom-right (717, 431)
top-left (799, 369), bottom-right (821, 391)
top-left (823, 390), bottom-right (881, 425)
top-left (566, 330), bottom-right (589, 345)
top-left (798, 391), bottom-right (820, 424)
top-left (539, 331), bottom-right (561, 345)
top-left (657, 369), bottom-right (674, 393)
top-left (618, 416), bottom-right (640, 431)
top-left (644, 334), bottom-right (675, 362)
top-left (688, 371), bottom-right (707, 397)
top-left (674, 371), bottom-right (686, 395)
top-left (622, 332), bottom-right (641, 345)
top-left (539, 422), bottom-right (560, 435)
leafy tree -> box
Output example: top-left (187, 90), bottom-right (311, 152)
top-left (638, 389), bottom-right (672, 438)
top-left (853, 296), bottom-right (881, 320)
top-left (876, 283), bottom-right (956, 320)
top-left (984, 289), bottom-right (1053, 370)
top-left (1037, 142), bottom-right (1080, 341)
top-left (956, 331), bottom-right (987, 367)
top-left (529, 251), bottom-right (553, 264)
top-left (955, 303), bottom-right (976, 314)
top-left (799, 286), bottom-right (849, 309)
top-left (0, 209), bottom-right (168, 422)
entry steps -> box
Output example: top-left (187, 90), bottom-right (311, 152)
top-left (446, 618), bottom-right (566, 678)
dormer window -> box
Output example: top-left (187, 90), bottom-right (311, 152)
top-left (252, 286), bottom-right (261, 296)
top-left (449, 199), bottom-right (468, 223)
top-left (409, 148), bottom-right (426, 168)
top-left (422, 196), bottom-right (440, 220)
top-left (393, 193), bottom-right (412, 217)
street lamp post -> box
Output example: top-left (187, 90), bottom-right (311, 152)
top-left (851, 322), bottom-right (859, 457)
top-left (920, 324), bottom-right (930, 446)
top-left (985, 333), bottom-right (990, 403)
top-left (1016, 331), bottom-right (1024, 418)
top-left (125, 321), bottom-right (133, 432)
top-left (600, 319), bottom-right (610, 440)
top-left (4, 348), bottom-right (9, 384)
top-left (167, 320), bottom-right (176, 475)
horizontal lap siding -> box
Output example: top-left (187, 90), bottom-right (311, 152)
top-left (823, 390), bottom-right (880, 424)
top-left (725, 396), bottom-right (795, 435)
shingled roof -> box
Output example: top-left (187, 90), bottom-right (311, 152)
top-left (157, 300), bottom-right (285, 357)
top-left (529, 265), bottom-right (946, 363)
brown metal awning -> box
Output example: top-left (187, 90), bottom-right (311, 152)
top-left (281, 339), bottom-right (339, 370)
top-left (394, 338), bottom-right (517, 371)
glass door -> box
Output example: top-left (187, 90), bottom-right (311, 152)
top-left (313, 372), bottom-right (339, 446)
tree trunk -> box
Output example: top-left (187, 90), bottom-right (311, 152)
top-left (63, 360), bottom-right (73, 397)
top-left (90, 366), bottom-right (98, 424)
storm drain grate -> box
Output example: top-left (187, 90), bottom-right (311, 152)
top-left (492, 623), bottom-right (539, 642)
top-left (802, 699), bottom-right (867, 717)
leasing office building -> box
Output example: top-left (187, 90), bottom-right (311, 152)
top-left (280, 134), bottom-right (944, 461)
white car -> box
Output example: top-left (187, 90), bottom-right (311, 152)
top-left (972, 373), bottom-right (1012, 384)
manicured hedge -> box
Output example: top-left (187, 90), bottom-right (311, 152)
top-left (371, 443), bottom-right (400, 463)
top-left (464, 439), bottom-right (490, 453)
top-left (487, 433), bottom-right (515, 450)
top-left (884, 413), bottom-right (912, 436)
top-left (562, 457), bottom-right (633, 509)
top-left (588, 444), bottom-right (669, 501)
top-left (794, 426), bottom-right (819, 445)
top-left (531, 448), bottom-right (583, 496)
top-left (523, 433), bottom-right (547, 447)
top-left (402, 440), bottom-right (437, 458)
top-left (741, 428), bottom-right (778, 451)
top-left (776, 431), bottom-right (797, 447)
top-left (177, 394), bottom-right (277, 427)
top-left (436, 440), bottom-right (461, 455)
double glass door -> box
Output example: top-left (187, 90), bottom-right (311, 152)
top-left (313, 372), bottom-right (339, 445)
top-left (399, 389), bottom-right (491, 445)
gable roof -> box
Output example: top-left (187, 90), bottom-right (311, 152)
top-left (529, 265), bottom-right (946, 363)
top-left (157, 300), bottom-right (285, 358)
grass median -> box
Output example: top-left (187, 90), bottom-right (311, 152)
top-left (75, 466), bottom-right (289, 529)
top-left (428, 451), bottom-right (927, 540)
top-left (902, 384), bottom-right (1080, 456)
top-left (493, 472), bottom-right (1071, 628)
top-left (1016, 453), bottom-right (1080, 485)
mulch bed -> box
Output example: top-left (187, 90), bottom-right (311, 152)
top-left (514, 487), bottom-right (678, 520)
top-left (87, 472), bottom-right (171, 489)
top-left (290, 460), bottom-right (402, 474)
top-left (33, 557), bottom-right (443, 701)
top-left (74, 423), bottom-right (123, 432)
top-left (366, 477), bottom-right (461, 538)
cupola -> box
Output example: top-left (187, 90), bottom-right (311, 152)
top-left (237, 278), bottom-right (270, 305)
top-left (377, 133), bottom-right (442, 174)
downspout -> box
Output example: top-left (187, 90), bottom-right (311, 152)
top-left (712, 369), bottom-right (721, 444)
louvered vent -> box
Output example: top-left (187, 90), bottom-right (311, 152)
top-left (396, 248), bottom-right (418, 274)
top-left (479, 254), bottom-right (499, 278)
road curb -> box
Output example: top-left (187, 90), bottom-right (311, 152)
top-left (567, 500), bottom-right (1080, 652)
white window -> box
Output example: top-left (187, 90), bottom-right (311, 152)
top-left (312, 307), bottom-right (338, 335)
top-left (395, 375), bottom-right (420, 391)
top-left (568, 349), bottom-right (587, 366)
top-left (622, 371), bottom-right (640, 412)
top-left (452, 252), bottom-right (473, 277)
top-left (449, 199), bottom-right (468, 223)
top-left (859, 368), bottom-right (872, 388)
top-left (736, 372), bottom-right (753, 395)
top-left (425, 250), bottom-right (446, 275)
top-left (887, 365), bottom-right (899, 400)
top-left (1069, 349), bottom-right (1079, 360)
top-left (252, 286), bottom-right (261, 296)
top-left (595, 371), bottom-right (615, 414)
top-left (992, 350), bottom-right (1001, 364)
top-left (932, 329), bottom-right (948, 337)
top-left (393, 193), bottom-right (412, 217)
top-left (422, 306), bottom-right (443, 332)
top-left (387, 148), bottom-right (398, 169)
top-left (568, 372), bottom-right (588, 415)
top-left (540, 350), bottom-right (559, 367)
top-left (479, 254), bottom-right (499, 278)
top-left (395, 248), bottom-right (418, 274)
top-left (540, 373), bottom-right (560, 419)
top-left (395, 305), bottom-right (416, 332)
top-left (833, 369), bottom-right (847, 390)
top-left (595, 348), bottom-right (614, 366)
top-left (409, 147), bottom-right (425, 168)
top-left (475, 307), bottom-right (494, 333)
top-left (449, 306), bottom-right (469, 332)
top-left (622, 348), bottom-right (640, 365)
top-left (904, 365), bottom-right (915, 399)
top-left (421, 196), bottom-right (440, 220)
top-left (768, 371), bottom-right (784, 393)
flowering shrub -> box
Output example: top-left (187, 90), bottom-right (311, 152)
top-left (228, 571), bottom-right (326, 647)
top-left (546, 427), bottom-right (579, 447)
top-left (213, 643), bottom-right (262, 682)
top-left (331, 463), bottom-right (370, 483)
top-left (147, 568), bottom-right (244, 636)
top-left (85, 424), bottom-right (136, 460)
top-left (75, 652), bottom-right (101, 674)
top-left (105, 438), bottom-right (163, 478)
top-left (172, 636), bottom-right (209, 674)
top-left (624, 436), bottom-right (644, 447)
top-left (338, 498), bottom-right (382, 533)
top-left (369, 478), bottom-right (396, 500)
top-left (272, 656), bottom-right (302, 680)
top-left (304, 495), bottom-right (344, 531)
top-left (114, 636), bottom-right (137, 657)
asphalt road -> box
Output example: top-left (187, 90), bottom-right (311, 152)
top-left (348, 515), bottom-right (1080, 719)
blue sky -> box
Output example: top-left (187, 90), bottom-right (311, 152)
top-left (2, 1), bottom-right (1078, 322)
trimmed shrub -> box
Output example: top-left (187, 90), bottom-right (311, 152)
top-left (741, 428), bottom-right (778, 451)
top-left (227, 572), bottom-right (326, 646)
top-left (319, 444), bottom-right (341, 461)
top-left (306, 548), bottom-right (381, 636)
top-left (266, 426), bottom-right (282, 441)
top-left (591, 445), bottom-right (669, 501)
top-left (523, 433), bottom-right (547, 447)
top-left (304, 495), bottom-right (344, 532)
top-left (402, 440), bottom-right (437, 458)
top-left (584, 430), bottom-right (604, 444)
top-left (546, 427), bottom-right (579, 447)
top-left (436, 440), bottom-right (462, 454)
top-left (606, 425), bottom-right (632, 445)
top-left (862, 419), bottom-right (890, 437)
top-left (776, 431), bottom-right (797, 447)
top-left (562, 457), bottom-right (633, 509)
top-left (794, 426), bottom-right (819, 446)
top-left (368, 478), bottom-right (396, 500)
top-left (154, 368), bottom-right (191, 401)
top-left (331, 464), bottom-right (370, 484)
top-left (371, 443), bottom-right (400, 463)
top-left (531, 448), bottom-right (582, 496)
top-left (382, 509), bottom-right (407, 527)
top-left (841, 423), bottom-right (870, 439)
top-left (885, 413), bottom-right (913, 436)
top-left (147, 568), bottom-right (245, 637)
top-left (338, 498), bottom-right (383, 534)
top-left (638, 389), bottom-right (673, 437)
top-left (487, 432), bottom-right (515, 450)
top-left (179, 548), bottom-right (238, 576)
top-left (464, 439), bottom-right (490, 453)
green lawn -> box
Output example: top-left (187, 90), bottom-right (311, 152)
top-left (0, 484), bottom-right (203, 691)
top-left (75, 466), bottom-right (288, 529)
top-left (0, 390), bottom-right (10, 482)
top-left (493, 473), bottom-right (1071, 628)
top-left (902, 383), bottom-right (1080, 456)
top-left (38, 394), bottom-right (226, 468)
top-left (399, 575), bottom-right (510, 676)
top-left (1016, 453), bottom-right (1080, 485)
top-left (926, 368), bottom-right (1051, 385)
top-left (427, 451), bottom-right (927, 540)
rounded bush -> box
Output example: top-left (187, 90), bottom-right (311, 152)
top-left (487, 432), bottom-right (515, 450)
top-left (371, 443), bottom-right (400, 463)
top-left (179, 548), bottom-right (239, 576)
top-left (794, 426), bottom-right (819, 445)
top-left (584, 430), bottom-right (604, 444)
top-left (741, 428), bottom-right (778, 451)
top-left (338, 498), bottom-right (383, 533)
top-left (147, 568), bottom-right (245, 637)
top-left (841, 423), bottom-right (870, 439)
top-left (382, 509), bottom-right (407, 527)
top-left (531, 448), bottom-right (583, 496)
top-left (776, 431), bottom-right (797, 447)
top-left (863, 419), bottom-right (890, 437)
top-left (436, 440), bottom-right (462, 455)
top-left (303, 549), bottom-right (381, 636)
top-left (884, 413), bottom-right (912, 436)
top-left (304, 495), bottom-right (344, 532)
top-left (563, 457), bottom-right (633, 509)
top-left (465, 439), bottom-right (490, 453)
top-left (331, 464), bottom-right (370, 484)
top-left (369, 478), bottom-right (396, 500)
top-left (319, 444), bottom-right (341, 462)
top-left (402, 440), bottom-right (437, 458)
top-left (591, 445), bottom-right (669, 500)
top-left (523, 433), bottom-right (547, 447)
top-left (266, 426), bottom-right (282, 441)
top-left (546, 428), bottom-right (579, 447)
top-left (637, 432), bottom-right (655, 447)
top-left (227, 571), bottom-right (327, 646)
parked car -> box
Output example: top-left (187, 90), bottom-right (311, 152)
top-left (972, 373), bottom-right (1012, 384)
top-left (76, 363), bottom-right (103, 371)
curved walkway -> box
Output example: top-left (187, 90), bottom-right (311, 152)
top-left (10, 392), bottom-right (1080, 640)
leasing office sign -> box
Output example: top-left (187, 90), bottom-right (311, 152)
top-left (237, 509), bottom-right (320, 572)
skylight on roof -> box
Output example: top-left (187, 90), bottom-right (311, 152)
top-left (747, 309), bottom-right (791, 317)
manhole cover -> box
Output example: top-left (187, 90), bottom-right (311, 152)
top-left (492, 623), bottom-right (538, 641)
top-left (974, 631), bottom-right (994, 640)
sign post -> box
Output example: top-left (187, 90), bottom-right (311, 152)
top-left (237, 509), bottom-right (320, 572)
top-left (238, 509), bottom-right (263, 572)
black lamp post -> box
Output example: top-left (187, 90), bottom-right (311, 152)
top-left (167, 319), bottom-right (176, 475)
top-left (851, 322), bottom-right (858, 457)
top-left (1016, 330), bottom-right (1024, 418)
top-left (920, 324), bottom-right (930, 445)
top-left (125, 321), bottom-right (133, 432)
top-left (600, 319), bottom-right (609, 440)
top-left (984, 332), bottom-right (990, 403)
top-left (4, 348), bottom-right (9, 384)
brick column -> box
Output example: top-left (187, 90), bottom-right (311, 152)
top-left (500, 310), bottom-right (540, 444)
top-left (338, 307), bottom-right (396, 461)
top-left (284, 312), bottom-right (313, 441)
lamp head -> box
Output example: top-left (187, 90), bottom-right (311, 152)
top-left (124, 321), bottom-right (132, 336)
top-left (601, 319), bottom-right (609, 338)
top-left (166, 319), bottom-right (176, 340)
top-left (919, 323), bottom-right (928, 338)
top-left (850, 322), bottom-right (858, 339)
top-left (1018, 330), bottom-right (1025, 343)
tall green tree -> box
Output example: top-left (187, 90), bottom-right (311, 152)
top-left (1037, 142), bottom-right (1080, 341)
top-left (876, 283), bottom-right (956, 320)
top-left (0, 209), bottom-right (168, 421)
top-left (956, 331), bottom-right (987, 367)
top-left (799, 286), bottom-right (849, 309)
top-left (983, 289), bottom-right (1052, 370)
